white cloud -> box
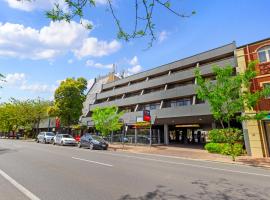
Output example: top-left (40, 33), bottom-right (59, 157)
top-left (75, 38), bottom-right (121, 58)
top-left (20, 84), bottom-right (55, 93)
top-left (4, 0), bottom-right (68, 12)
top-left (128, 65), bottom-right (142, 74)
top-left (5, 0), bottom-right (107, 11)
top-left (0, 21), bottom-right (121, 60)
top-left (158, 30), bottom-right (169, 43)
top-left (125, 56), bottom-right (143, 75)
top-left (3, 73), bottom-right (56, 94)
top-left (86, 60), bottom-right (114, 69)
top-left (68, 59), bottom-right (73, 64)
top-left (4, 73), bottom-right (26, 86)
top-left (129, 56), bottom-right (138, 66)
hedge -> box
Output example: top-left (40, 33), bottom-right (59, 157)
top-left (205, 142), bottom-right (243, 156)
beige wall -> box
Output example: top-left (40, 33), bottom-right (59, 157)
top-left (236, 48), bottom-right (268, 157)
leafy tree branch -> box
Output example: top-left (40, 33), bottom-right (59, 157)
top-left (19, 0), bottom-right (195, 47)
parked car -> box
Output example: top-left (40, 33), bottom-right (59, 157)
top-left (78, 134), bottom-right (108, 150)
top-left (37, 132), bottom-right (55, 144)
top-left (53, 134), bottom-right (77, 146)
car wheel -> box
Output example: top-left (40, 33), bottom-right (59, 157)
top-left (89, 143), bottom-right (94, 150)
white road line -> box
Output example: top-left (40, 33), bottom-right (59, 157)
top-left (82, 151), bottom-right (270, 178)
top-left (0, 169), bottom-right (40, 200)
top-left (72, 157), bottom-right (113, 167)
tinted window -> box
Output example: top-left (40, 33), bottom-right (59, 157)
top-left (62, 135), bottom-right (72, 138)
top-left (258, 46), bottom-right (270, 63)
top-left (46, 133), bottom-right (54, 136)
top-left (258, 51), bottom-right (267, 63)
top-left (91, 135), bottom-right (105, 142)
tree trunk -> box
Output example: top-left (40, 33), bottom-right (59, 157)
top-left (219, 120), bottom-right (225, 129)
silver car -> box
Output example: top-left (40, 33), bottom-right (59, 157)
top-left (53, 134), bottom-right (77, 146)
top-left (37, 132), bottom-right (55, 144)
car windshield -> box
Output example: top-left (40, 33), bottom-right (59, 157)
top-left (62, 135), bottom-right (73, 138)
top-left (46, 133), bottom-right (54, 136)
top-left (91, 135), bottom-right (104, 142)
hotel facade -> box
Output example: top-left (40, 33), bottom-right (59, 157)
top-left (81, 43), bottom-right (236, 146)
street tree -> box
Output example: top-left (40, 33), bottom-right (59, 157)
top-left (0, 102), bottom-right (18, 135)
top-left (92, 106), bottom-right (124, 138)
top-left (0, 99), bottom-right (51, 138)
top-left (31, 99), bottom-right (52, 136)
top-left (195, 61), bottom-right (270, 128)
top-left (195, 61), bottom-right (270, 160)
top-left (50, 77), bottom-right (87, 129)
top-left (17, 0), bottom-right (195, 47)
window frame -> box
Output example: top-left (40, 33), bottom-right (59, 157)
top-left (263, 82), bottom-right (270, 99)
top-left (258, 46), bottom-right (270, 64)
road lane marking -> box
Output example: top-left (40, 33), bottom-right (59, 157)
top-left (81, 151), bottom-right (270, 178)
top-left (0, 169), bottom-right (40, 200)
top-left (72, 157), bottom-right (113, 167)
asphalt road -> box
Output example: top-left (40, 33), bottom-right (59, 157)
top-left (0, 140), bottom-right (270, 200)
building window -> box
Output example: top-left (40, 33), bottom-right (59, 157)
top-left (258, 46), bottom-right (270, 63)
top-left (164, 98), bottom-right (191, 108)
top-left (263, 83), bottom-right (270, 99)
top-left (138, 103), bottom-right (160, 111)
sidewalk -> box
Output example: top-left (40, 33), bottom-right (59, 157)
top-left (109, 143), bottom-right (270, 169)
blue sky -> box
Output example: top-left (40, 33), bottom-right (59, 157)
top-left (0, 0), bottom-right (269, 102)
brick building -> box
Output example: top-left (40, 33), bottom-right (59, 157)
top-left (237, 38), bottom-right (270, 157)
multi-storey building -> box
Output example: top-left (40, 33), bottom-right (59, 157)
top-left (81, 43), bottom-right (237, 145)
top-left (237, 38), bottom-right (270, 157)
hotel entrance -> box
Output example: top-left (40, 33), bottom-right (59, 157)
top-left (168, 125), bottom-right (206, 145)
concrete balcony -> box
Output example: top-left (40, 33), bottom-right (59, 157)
top-left (85, 103), bottom-right (211, 126)
top-left (97, 57), bottom-right (235, 100)
top-left (102, 43), bottom-right (236, 90)
top-left (90, 84), bottom-right (196, 111)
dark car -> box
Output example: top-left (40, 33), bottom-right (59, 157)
top-left (78, 134), bottom-right (108, 150)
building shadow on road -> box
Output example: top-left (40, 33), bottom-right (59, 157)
top-left (118, 178), bottom-right (270, 200)
top-left (0, 148), bottom-right (15, 155)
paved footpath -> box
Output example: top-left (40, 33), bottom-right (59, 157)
top-left (0, 139), bottom-right (270, 200)
top-left (109, 143), bottom-right (270, 168)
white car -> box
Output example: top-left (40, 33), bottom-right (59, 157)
top-left (53, 134), bottom-right (77, 146)
top-left (37, 132), bottom-right (55, 144)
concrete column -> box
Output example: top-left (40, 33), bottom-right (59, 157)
top-left (192, 95), bottom-right (196, 105)
top-left (149, 126), bottom-right (152, 146)
top-left (211, 122), bottom-right (216, 129)
top-left (134, 104), bottom-right (139, 112)
top-left (158, 129), bottom-right (161, 144)
top-left (159, 100), bottom-right (163, 109)
top-left (135, 128), bottom-right (137, 145)
top-left (242, 120), bottom-right (252, 156)
top-left (164, 84), bottom-right (168, 91)
top-left (164, 124), bottom-right (169, 145)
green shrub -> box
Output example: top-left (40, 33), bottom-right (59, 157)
top-left (208, 128), bottom-right (243, 143)
top-left (221, 143), bottom-right (243, 156)
top-left (205, 142), bottom-right (243, 157)
top-left (206, 128), bottom-right (244, 161)
top-left (204, 142), bottom-right (224, 153)
top-left (208, 129), bottom-right (227, 143)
